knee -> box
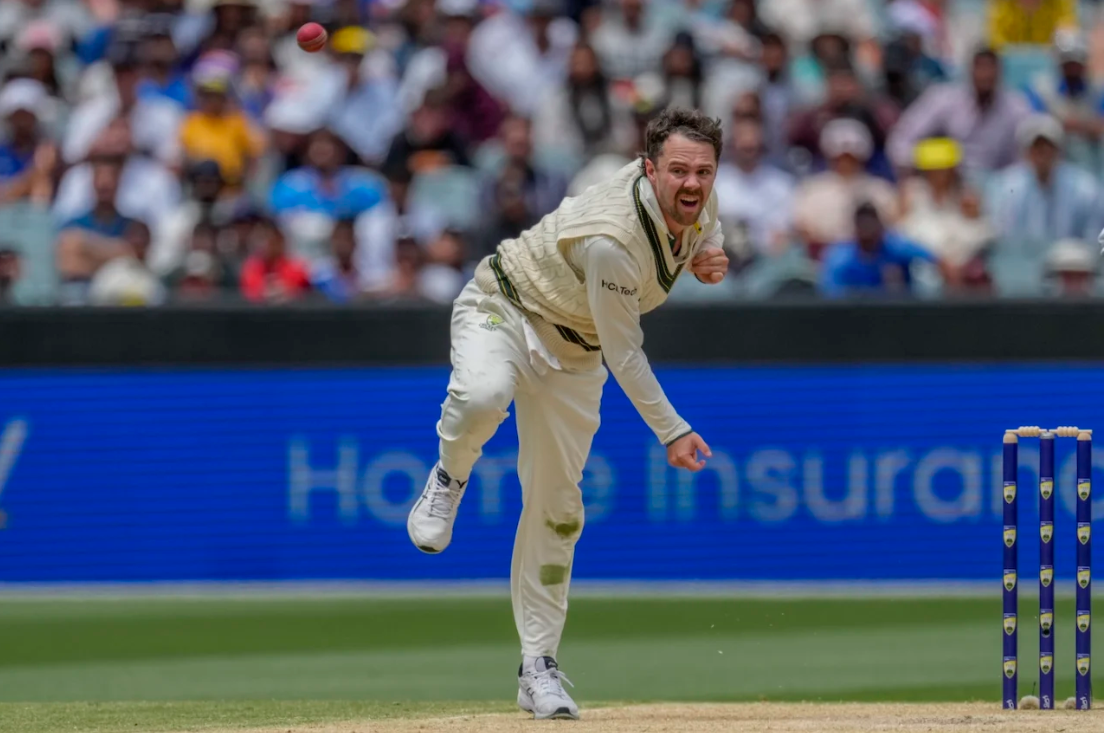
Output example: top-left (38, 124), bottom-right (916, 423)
top-left (544, 509), bottom-right (585, 545)
top-left (448, 378), bottom-right (512, 426)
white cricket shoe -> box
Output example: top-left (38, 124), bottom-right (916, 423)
top-left (517, 657), bottom-right (579, 720)
top-left (406, 462), bottom-right (467, 554)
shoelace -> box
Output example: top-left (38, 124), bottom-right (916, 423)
top-left (532, 667), bottom-right (574, 699)
top-left (426, 474), bottom-right (464, 519)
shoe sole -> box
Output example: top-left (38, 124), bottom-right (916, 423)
top-left (537, 708), bottom-right (578, 720)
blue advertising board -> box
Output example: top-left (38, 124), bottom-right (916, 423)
top-left (0, 364), bottom-right (1102, 583)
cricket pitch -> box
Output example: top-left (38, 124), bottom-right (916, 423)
top-left (207, 703), bottom-right (1104, 733)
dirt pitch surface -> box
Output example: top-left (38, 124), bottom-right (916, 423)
top-left (201, 703), bottom-right (1104, 733)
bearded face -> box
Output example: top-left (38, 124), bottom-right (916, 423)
top-left (645, 133), bottom-right (717, 230)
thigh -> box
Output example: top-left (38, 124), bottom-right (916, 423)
top-left (447, 281), bottom-right (532, 402)
top-left (514, 364), bottom-right (608, 510)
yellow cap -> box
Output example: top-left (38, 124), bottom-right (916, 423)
top-left (331, 26), bottom-right (374, 56)
top-left (913, 137), bottom-right (961, 171)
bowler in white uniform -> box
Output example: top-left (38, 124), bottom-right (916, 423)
top-left (406, 107), bottom-right (729, 719)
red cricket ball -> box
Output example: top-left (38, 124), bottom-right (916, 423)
top-left (297, 23), bottom-right (328, 53)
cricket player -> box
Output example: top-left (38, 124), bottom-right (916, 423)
top-left (406, 107), bottom-right (729, 719)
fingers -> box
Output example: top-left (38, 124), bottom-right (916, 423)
top-left (672, 453), bottom-right (705, 472)
top-left (669, 444), bottom-right (709, 472)
top-left (692, 249), bottom-right (727, 268)
top-left (694, 435), bottom-right (713, 458)
top-left (691, 249), bottom-right (729, 283)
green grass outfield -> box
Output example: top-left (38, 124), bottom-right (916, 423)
top-left (0, 594), bottom-right (1097, 731)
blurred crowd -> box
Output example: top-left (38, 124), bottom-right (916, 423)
top-left (1, 0), bottom-right (1104, 305)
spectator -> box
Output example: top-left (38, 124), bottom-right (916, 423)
top-left (324, 26), bottom-right (404, 167)
top-left (88, 219), bottom-right (167, 306)
top-left (1023, 30), bottom-right (1104, 175)
top-left (881, 28), bottom-right (948, 109)
top-left (987, 114), bottom-right (1103, 248)
top-left (55, 156), bottom-right (138, 302)
top-left (656, 32), bottom-right (704, 111)
top-left (419, 228), bottom-right (468, 304)
top-left (396, 0), bottom-right (500, 141)
top-left (988, 0), bottom-right (1077, 49)
top-left (0, 79), bottom-right (58, 205)
top-left (234, 26), bottom-right (278, 124)
top-left (179, 66), bottom-right (265, 195)
top-left (793, 118), bottom-right (898, 257)
top-left (310, 218), bottom-right (364, 303)
top-left (439, 14), bottom-right (507, 146)
top-left (757, 33), bottom-right (798, 169)
top-left (684, 0), bottom-right (761, 67)
top-left (0, 246), bottom-right (23, 305)
top-left (63, 43), bottom-right (183, 167)
top-left (383, 88), bottom-right (471, 177)
top-left (371, 233), bottom-right (427, 302)
top-left (1044, 238), bottom-right (1098, 296)
top-left (13, 19), bottom-right (78, 101)
top-left (467, 0), bottom-right (578, 118)
top-left (164, 220), bottom-right (239, 302)
top-left (150, 159), bottom-right (239, 276)
top-left (136, 24), bottom-right (191, 109)
top-left (590, 0), bottom-right (672, 81)
top-left (269, 128), bottom-right (385, 219)
top-left (820, 201), bottom-right (951, 298)
top-left (787, 60), bottom-right (899, 180)
top-left (725, 0), bottom-right (772, 41)
top-left (532, 42), bottom-right (630, 163)
top-left (199, 0), bottom-right (260, 55)
top-left (898, 137), bottom-right (994, 278)
top-left (477, 163), bottom-right (540, 260)
top-left (888, 47), bottom-right (1031, 180)
top-left (0, 0), bottom-right (92, 50)
top-left (483, 116), bottom-right (568, 221)
top-left (357, 163), bottom-right (445, 293)
top-left (239, 215), bottom-right (311, 303)
top-left (566, 103), bottom-right (657, 195)
top-left (54, 117), bottom-right (181, 229)
top-left (886, 0), bottom-right (952, 64)
top-left (714, 118), bottom-right (795, 258)
top-left (759, 0), bottom-right (880, 70)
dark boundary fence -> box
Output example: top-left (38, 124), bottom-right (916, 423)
top-left (2, 300), bottom-right (1104, 366)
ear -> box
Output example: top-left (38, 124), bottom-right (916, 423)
top-left (644, 157), bottom-right (657, 183)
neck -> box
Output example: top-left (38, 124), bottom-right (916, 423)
top-left (93, 203), bottom-right (116, 219)
top-left (1036, 166), bottom-right (1054, 186)
top-left (665, 215), bottom-right (686, 237)
top-left (11, 133), bottom-right (36, 151)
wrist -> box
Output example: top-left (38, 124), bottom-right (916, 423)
top-left (664, 428), bottom-right (693, 446)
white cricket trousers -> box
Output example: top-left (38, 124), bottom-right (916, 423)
top-left (437, 280), bottom-right (607, 659)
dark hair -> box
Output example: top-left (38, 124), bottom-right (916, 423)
top-left (973, 46), bottom-right (999, 65)
top-left (854, 201), bottom-right (881, 221)
top-left (642, 106), bottom-right (723, 170)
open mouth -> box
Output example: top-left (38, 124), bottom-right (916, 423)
top-left (678, 195), bottom-right (700, 210)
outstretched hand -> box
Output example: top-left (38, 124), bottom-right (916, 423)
top-left (691, 246), bottom-right (728, 284)
top-left (667, 432), bottom-right (712, 472)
